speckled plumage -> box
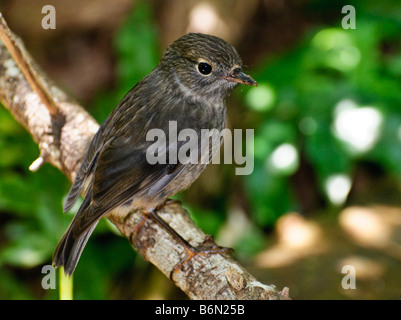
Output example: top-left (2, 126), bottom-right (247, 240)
top-left (53, 33), bottom-right (256, 275)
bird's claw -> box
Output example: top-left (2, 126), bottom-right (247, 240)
top-left (170, 235), bottom-right (233, 280)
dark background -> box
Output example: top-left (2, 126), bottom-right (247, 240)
top-left (0, 0), bottom-right (400, 299)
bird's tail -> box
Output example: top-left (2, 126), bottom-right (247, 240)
top-left (52, 220), bottom-right (97, 276)
top-left (54, 185), bottom-right (100, 276)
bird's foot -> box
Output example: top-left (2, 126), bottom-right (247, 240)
top-left (130, 205), bottom-right (233, 281)
top-left (170, 235), bottom-right (233, 280)
top-left (129, 210), bottom-right (151, 243)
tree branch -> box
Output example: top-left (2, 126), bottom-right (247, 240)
top-left (0, 13), bottom-right (289, 300)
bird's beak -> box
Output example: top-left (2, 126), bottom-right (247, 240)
top-left (222, 71), bottom-right (257, 86)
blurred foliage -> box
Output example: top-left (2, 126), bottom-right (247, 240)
top-left (1, 0), bottom-right (401, 299)
top-left (93, 2), bottom-right (160, 122)
top-left (243, 1), bottom-right (401, 228)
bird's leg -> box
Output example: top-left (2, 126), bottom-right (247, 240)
top-left (144, 203), bottom-right (233, 280)
top-left (130, 201), bottom-right (185, 244)
top-left (130, 200), bottom-right (232, 279)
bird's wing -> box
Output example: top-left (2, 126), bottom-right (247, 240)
top-left (73, 100), bottom-right (207, 233)
top-left (94, 137), bottom-right (185, 210)
top-left (63, 88), bottom-right (138, 212)
top-left (63, 119), bottom-right (109, 212)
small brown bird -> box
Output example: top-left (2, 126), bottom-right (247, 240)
top-left (53, 33), bottom-right (256, 275)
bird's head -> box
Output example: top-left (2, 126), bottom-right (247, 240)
top-left (159, 33), bottom-right (257, 102)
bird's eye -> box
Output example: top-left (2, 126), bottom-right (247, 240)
top-left (232, 67), bottom-right (241, 74)
top-left (198, 62), bottom-right (213, 75)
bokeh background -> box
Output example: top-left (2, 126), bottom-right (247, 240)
top-left (0, 0), bottom-right (400, 299)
